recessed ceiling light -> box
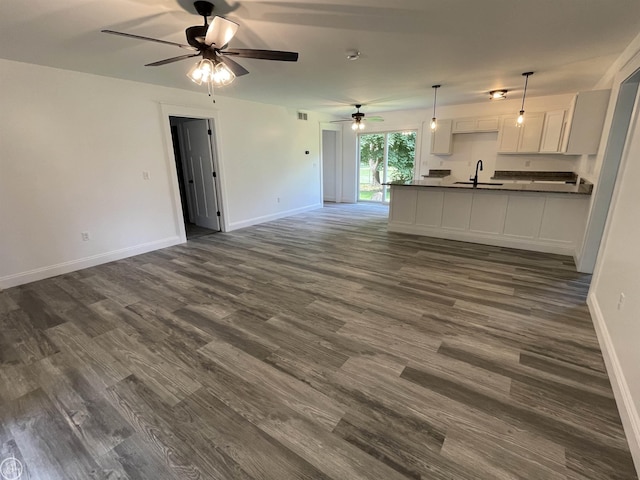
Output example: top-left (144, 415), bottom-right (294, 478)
top-left (489, 90), bottom-right (508, 100)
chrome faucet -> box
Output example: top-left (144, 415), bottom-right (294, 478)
top-left (471, 159), bottom-right (483, 187)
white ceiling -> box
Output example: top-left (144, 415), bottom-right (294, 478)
top-left (1, 0), bottom-right (639, 116)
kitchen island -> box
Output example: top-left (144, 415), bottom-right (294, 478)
top-left (386, 177), bottom-right (592, 257)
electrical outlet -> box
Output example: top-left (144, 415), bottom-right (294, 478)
top-left (277, 197), bottom-right (281, 203)
top-left (81, 231), bottom-right (90, 241)
top-left (617, 293), bottom-right (625, 310)
top-left (142, 171), bottom-right (151, 180)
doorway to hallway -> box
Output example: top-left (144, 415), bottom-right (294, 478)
top-left (169, 116), bottom-right (223, 239)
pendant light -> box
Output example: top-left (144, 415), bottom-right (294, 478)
top-left (516, 72), bottom-right (534, 126)
top-left (430, 84), bottom-right (441, 131)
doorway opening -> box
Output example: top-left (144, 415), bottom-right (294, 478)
top-left (169, 116), bottom-right (223, 239)
top-left (358, 130), bottom-right (417, 203)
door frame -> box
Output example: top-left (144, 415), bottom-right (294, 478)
top-left (320, 123), bottom-right (343, 203)
top-left (160, 104), bottom-right (228, 242)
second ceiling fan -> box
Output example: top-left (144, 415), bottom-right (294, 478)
top-left (331, 105), bottom-right (384, 130)
top-left (102, 1), bottom-right (299, 88)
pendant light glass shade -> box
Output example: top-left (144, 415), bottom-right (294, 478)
top-left (352, 119), bottom-right (365, 130)
top-left (516, 72), bottom-right (533, 127)
top-left (187, 59), bottom-right (235, 87)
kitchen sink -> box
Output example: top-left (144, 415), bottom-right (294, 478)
top-left (453, 181), bottom-right (503, 186)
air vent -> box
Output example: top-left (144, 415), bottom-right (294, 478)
top-left (297, 112), bottom-right (308, 121)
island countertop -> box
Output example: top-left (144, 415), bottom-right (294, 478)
top-left (386, 177), bottom-right (593, 195)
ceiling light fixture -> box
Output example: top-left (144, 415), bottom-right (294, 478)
top-left (352, 117), bottom-right (365, 130)
top-left (489, 90), bottom-right (508, 100)
top-left (346, 50), bottom-right (360, 61)
top-left (517, 72), bottom-right (534, 126)
top-left (430, 84), bottom-right (441, 131)
top-left (187, 58), bottom-right (235, 95)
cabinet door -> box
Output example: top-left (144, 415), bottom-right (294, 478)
top-left (431, 119), bottom-right (453, 155)
top-left (497, 116), bottom-right (521, 153)
top-left (452, 118), bottom-right (477, 133)
top-left (539, 110), bottom-right (566, 153)
top-left (518, 112), bottom-right (545, 152)
top-left (476, 117), bottom-right (500, 131)
top-left (452, 116), bottom-right (500, 133)
top-left (563, 90), bottom-right (611, 155)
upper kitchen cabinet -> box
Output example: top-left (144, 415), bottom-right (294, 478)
top-left (497, 112), bottom-right (545, 153)
top-left (452, 116), bottom-right (500, 133)
top-left (539, 110), bottom-right (566, 153)
top-left (431, 119), bottom-right (453, 155)
top-left (561, 90), bottom-right (610, 155)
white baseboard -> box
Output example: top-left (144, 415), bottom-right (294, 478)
top-left (588, 293), bottom-right (640, 475)
top-left (387, 222), bottom-right (576, 256)
top-left (0, 236), bottom-right (182, 290)
top-left (227, 203), bottom-right (323, 231)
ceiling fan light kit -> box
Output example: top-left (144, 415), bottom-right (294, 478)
top-left (102, 1), bottom-right (298, 94)
top-left (187, 58), bottom-right (235, 93)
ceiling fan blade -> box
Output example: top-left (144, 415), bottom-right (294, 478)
top-left (329, 119), bottom-right (352, 123)
top-left (222, 48), bottom-right (299, 62)
top-left (367, 116), bottom-right (384, 122)
top-left (101, 29), bottom-right (196, 50)
top-left (205, 16), bottom-right (239, 47)
top-left (145, 53), bottom-right (200, 67)
top-left (218, 56), bottom-right (249, 77)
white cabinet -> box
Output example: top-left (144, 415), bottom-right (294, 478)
top-left (452, 116), bottom-right (500, 133)
top-left (539, 110), bottom-right (566, 153)
top-left (387, 185), bottom-right (590, 256)
top-left (430, 119), bottom-right (453, 155)
top-left (561, 89), bottom-right (611, 155)
top-left (497, 112), bottom-right (545, 153)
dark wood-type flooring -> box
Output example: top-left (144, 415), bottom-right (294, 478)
top-left (0, 203), bottom-right (636, 479)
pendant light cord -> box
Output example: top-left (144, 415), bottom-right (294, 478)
top-left (433, 86), bottom-right (438, 118)
top-left (520, 73), bottom-right (532, 112)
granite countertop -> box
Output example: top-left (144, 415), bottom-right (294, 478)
top-left (491, 170), bottom-right (579, 182)
top-left (386, 176), bottom-right (593, 195)
top-left (422, 169), bottom-right (451, 178)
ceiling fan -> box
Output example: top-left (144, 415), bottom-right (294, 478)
top-left (102, 0), bottom-right (298, 87)
top-left (331, 105), bottom-right (384, 130)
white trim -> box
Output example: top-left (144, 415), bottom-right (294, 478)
top-left (227, 203), bottom-right (322, 231)
top-left (587, 293), bottom-right (640, 473)
top-left (320, 123), bottom-right (344, 204)
top-left (0, 236), bottom-right (182, 290)
top-left (387, 222), bottom-right (576, 256)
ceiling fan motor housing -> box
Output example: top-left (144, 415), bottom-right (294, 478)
top-left (194, 1), bottom-right (214, 17)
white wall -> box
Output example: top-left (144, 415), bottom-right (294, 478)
top-left (588, 33), bottom-right (640, 474)
top-left (0, 59), bottom-right (329, 288)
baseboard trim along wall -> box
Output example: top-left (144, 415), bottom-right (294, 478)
top-left (0, 236), bottom-right (182, 290)
top-left (588, 293), bottom-right (640, 475)
top-left (228, 203), bottom-right (323, 231)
